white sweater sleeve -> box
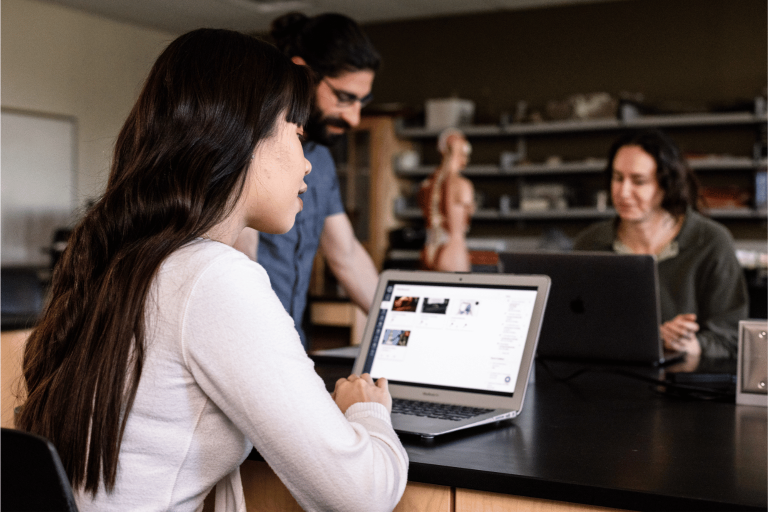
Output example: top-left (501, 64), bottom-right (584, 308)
top-left (180, 249), bottom-right (408, 512)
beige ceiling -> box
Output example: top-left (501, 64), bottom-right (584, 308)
top-left (36, 0), bottom-right (625, 34)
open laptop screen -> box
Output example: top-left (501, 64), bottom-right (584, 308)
top-left (361, 280), bottom-right (539, 397)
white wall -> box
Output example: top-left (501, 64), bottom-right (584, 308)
top-left (1, 0), bottom-right (177, 205)
top-left (2, 110), bottom-right (76, 264)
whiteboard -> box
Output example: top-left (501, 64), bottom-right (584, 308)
top-left (1, 109), bottom-right (77, 266)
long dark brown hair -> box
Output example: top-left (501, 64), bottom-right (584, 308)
top-left (16, 28), bottom-right (311, 495)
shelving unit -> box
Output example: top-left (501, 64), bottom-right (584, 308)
top-left (395, 155), bottom-right (762, 178)
top-left (396, 111), bottom-right (767, 138)
top-left (394, 205), bottom-right (618, 221)
top-left (394, 159), bottom-right (768, 222)
top-left (392, 111), bottom-right (768, 230)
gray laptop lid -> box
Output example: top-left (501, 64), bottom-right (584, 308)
top-left (500, 251), bottom-right (670, 365)
top-left (352, 269), bottom-right (550, 438)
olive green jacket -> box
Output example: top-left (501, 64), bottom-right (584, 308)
top-left (574, 209), bottom-right (749, 358)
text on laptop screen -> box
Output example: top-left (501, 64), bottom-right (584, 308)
top-left (362, 281), bottom-right (538, 396)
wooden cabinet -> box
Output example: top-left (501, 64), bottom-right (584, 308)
top-left (335, 116), bottom-right (411, 270)
top-left (308, 299), bottom-right (366, 346)
top-left (395, 482), bottom-right (452, 512)
top-left (234, 461), bottom-right (626, 512)
top-left (308, 116), bottom-right (410, 290)
top-left (307, 116), bottom-right (410, 346)
top-left (238, 460), bottom-right (303, 512)
top-left (1, 329), bottom-right (30, 428)
top-left (237, 460), bottom-right (451, 512)
top-left (455, 489), bottom-right (626, 512)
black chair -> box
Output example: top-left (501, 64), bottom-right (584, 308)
top-left (1, 427), bottom-right (79, 512)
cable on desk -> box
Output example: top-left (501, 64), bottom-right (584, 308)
top-left (537, 359), bottom-right (736, 402)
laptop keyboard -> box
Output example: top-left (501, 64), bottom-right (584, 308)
top-left (392, 399), bottom-right (493, 421)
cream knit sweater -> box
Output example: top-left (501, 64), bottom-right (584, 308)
top-left (75, 240), bottom-right (408, 511)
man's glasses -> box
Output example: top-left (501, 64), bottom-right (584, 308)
top-left (322, 78), bottom-right (374, 108)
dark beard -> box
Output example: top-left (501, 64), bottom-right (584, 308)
top-left (304, 107), bottom-right (351, 147)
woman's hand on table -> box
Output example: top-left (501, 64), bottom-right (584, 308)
top-left (332, 373), bottom-right (392, 414)
top-left (661, 313), bottom-right (701, 356)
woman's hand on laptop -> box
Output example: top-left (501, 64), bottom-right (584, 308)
top-left (661, 314), bottom-right (701, 356)
top-left (332, 373), bottom-right (392, 414)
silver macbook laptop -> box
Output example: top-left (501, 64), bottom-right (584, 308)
top-left (352, 269), bottom-right (550, 439)
top-left (500, 251), bottom-right (681, 366)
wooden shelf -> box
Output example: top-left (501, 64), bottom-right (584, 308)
top-left (707, 208), bottom-right (768, 219)
top-left (397, 157), bottom-right (764, 178)
top-left (396, 204), bottom-right (767, 222)
top-left (396, 161), bottom-right (606, 177)
top-left (396, 112), bottom-right (768, 138)
top-left (687, 156), bottom-right (763, 170)
top-left (395, 205), bottom-right (618, 221)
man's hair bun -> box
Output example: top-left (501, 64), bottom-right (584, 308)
top-left (270, 12), bottom-right (308, 54)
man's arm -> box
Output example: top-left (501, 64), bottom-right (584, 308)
top-left (234, 227), bottom-right (259, 261)
top-left (319, 212), bottom-right (378, 313)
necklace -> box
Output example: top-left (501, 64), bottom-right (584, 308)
top-left (618, 211), bottom-right (683, 256)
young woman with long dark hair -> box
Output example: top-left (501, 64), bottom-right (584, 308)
top-left (16, 28), bottom-right (407, 512)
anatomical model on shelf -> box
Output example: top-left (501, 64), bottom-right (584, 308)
top-left (417, 129), bottom-right (476, 272)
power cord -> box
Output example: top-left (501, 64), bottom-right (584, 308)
top-left (538, 359), bottom-right (736, 402)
